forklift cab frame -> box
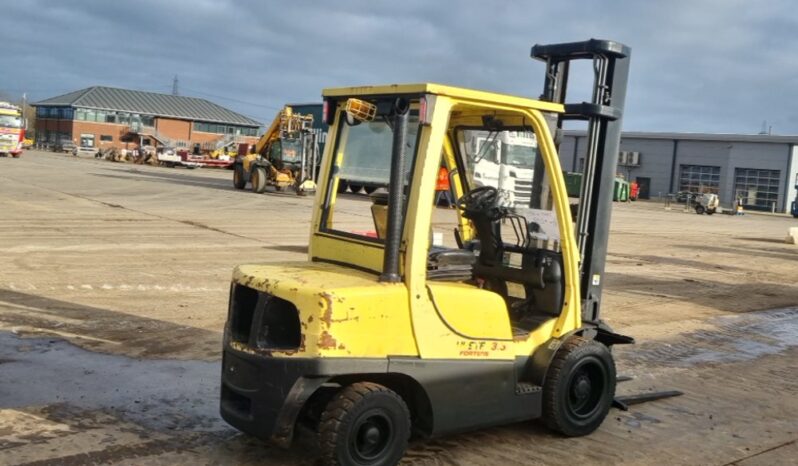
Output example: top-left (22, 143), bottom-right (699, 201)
top-left (222, 39), bottom-right (631, 465)
top-left (311, 85), bottom-right (582, 350)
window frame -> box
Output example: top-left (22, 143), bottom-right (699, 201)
top-left (318, 108), bottom-right (422, 245)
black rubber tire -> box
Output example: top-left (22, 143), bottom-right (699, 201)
top-left (319, 382), bottom-right (410, 466)
top-left (233, 164), bottom-right (246, 189)
top-left (695, 205), bottom-right (705, 215)
top-left (706, 209), bottom-right (715, 215)
top-left (349, 184), bottom-right (364, 194)
top-left (337, 181), bottom-right (349, 193)
top-left (251, 167), bottom-right (267, 194)
top-left (364, 186), bottom-right (378, 195)
top-left (542, 336), bottom-right (616, 437)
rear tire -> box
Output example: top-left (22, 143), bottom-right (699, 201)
top-left (695, 205), bottom-right (705, 215)
top-left (233, 164), bottom-right (246, 189)
top-left (319, 382), bottom-right (410, 466)
top-left (543, 336), bottom-right (616, 437)
top-left (251, 167), bottom-right (267, 194)
top-left (337, 181), bottom-right (349, 193)
top-left (364, 186), bottom-right (378, 195)
top-left (349, 184), bottom-right (364, 194)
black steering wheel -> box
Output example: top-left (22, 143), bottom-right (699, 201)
top-left (457, 185), bottom-right (504, 220)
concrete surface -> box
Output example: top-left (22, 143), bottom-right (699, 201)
top-left (1, 150), bottom-right (797, 465)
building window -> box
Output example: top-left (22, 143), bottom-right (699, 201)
top-left (118, 113), bottom-right (130, 125)
top-left (734, 168), bottom-right (781, 210)
top-left (86, 109), bottom-right (96, 122)
top-left (679, 164), bottom-right (720, 194)
top-left (64, 108), bottom-right (74, 119)
top-left (141, 115), bottom-right (154, 127)
top-left (100, 135), bottom-right (113, 142)
top-left (105, 112), bottom-right (117, 123)
top-left (80, 134), bottom-right (95, 147)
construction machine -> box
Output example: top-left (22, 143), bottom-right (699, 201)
top-left (694, 192), bottom-right (719, 215)
top-left (210, 140), bottom-right (240, 160)
top-left (220, 39), bottom-right (678, 465)
top-left (232, 106), bottom-right (320, 195)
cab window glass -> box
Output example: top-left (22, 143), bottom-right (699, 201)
top-left (457, 128), bottom-right (560, 250)
top-left (322, 110), bottom-right (420, 241)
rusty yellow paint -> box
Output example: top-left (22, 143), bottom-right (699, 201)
top-left (234, 262), bottom-right (416, 358)
top-left (426, 282), bottom-right (512, 342)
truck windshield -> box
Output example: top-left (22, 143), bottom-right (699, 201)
top-left (504, 143), bottom-right (536, 169)
top-left (0, 115), bottom-right (21, 128)
top-left (458, 129), bottom-right (540, 208)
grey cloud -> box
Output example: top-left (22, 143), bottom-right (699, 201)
top-left (2, 0), bottom-right (797, 132)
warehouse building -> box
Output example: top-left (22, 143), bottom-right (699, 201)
top-left (560, 131), bottom-right (798, 213)
top-left (33, 86), bottom-right (260, 152)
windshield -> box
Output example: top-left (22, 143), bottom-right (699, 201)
top-left (336, 115), bottom-right (419, 185)
top-left (504, 143), bottom-right (536, 168)
top-left (0, 115), bottom-right (21, 128)
top-left (281, 139), bottom-right (302, 163)
top-left (321, 109), bottom-right (420, 240)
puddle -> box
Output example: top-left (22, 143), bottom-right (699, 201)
top-left (620, 307), bottom-right (798, 368)
top-left (0, 331), bottom-right (225, 433)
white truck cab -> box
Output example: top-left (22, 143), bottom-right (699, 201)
top-left (470, 131), bottom-right (538, 207)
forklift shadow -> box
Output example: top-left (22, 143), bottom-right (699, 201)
top-left (401, 421), bottom-right (559, 465)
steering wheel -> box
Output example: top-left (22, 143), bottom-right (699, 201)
top-left (457, 186), bottom-right (503, 220)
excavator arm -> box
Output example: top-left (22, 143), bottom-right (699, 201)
top-left (253, 106), bottom-right (314, 155)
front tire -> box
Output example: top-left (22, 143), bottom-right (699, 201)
top-left (543, 336), bottom-right (616, 437)
top-left (695, 205), bottom-right (705, 215)
top-left (319, 382), bottom-right (410, 466)
top-left (251, 167), bottom-right (267, 194)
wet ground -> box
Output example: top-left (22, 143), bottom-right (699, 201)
top-left (1, 151), bottom-right (797, 465)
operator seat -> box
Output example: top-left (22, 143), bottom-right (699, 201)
top-left (369, 192), bottom-right (476, 280)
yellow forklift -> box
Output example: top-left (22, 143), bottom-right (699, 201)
top-left (221, 40), bottom-right (677, 465)
top-left (232, 105), bottom-right (320, 194)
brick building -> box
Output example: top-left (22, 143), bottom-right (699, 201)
top-left (33, 86), bottom-right (260, 152)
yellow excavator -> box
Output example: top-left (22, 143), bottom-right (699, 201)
top-left (232, 106), bottom-right (320, 195)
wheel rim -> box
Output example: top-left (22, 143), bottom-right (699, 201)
top-left (565, 357), bottom-right (607, 421)
top-left (349, 409), bottom-right (393, 463)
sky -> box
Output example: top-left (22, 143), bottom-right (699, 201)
top-left (2, 0), bottom-right (797, 133)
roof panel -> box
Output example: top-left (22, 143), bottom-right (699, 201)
top-left (33, 86), bottom-right (260, 127)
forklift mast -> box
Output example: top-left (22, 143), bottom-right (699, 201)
top-left (531, 39), bottom-right (631, 324)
